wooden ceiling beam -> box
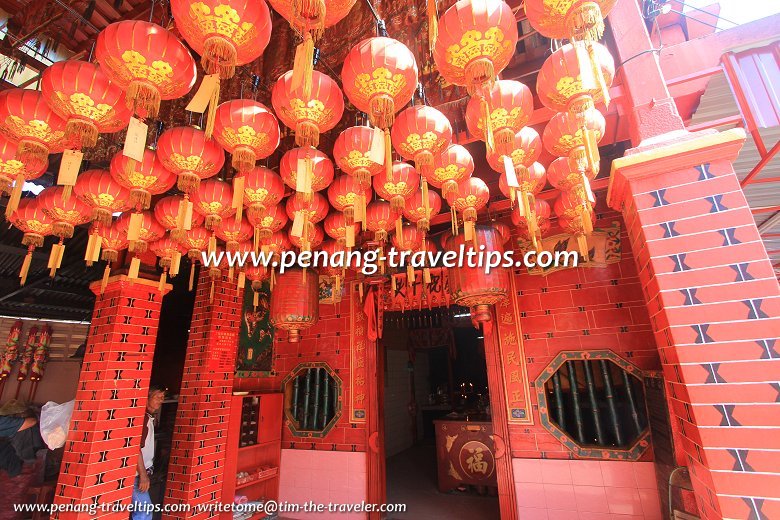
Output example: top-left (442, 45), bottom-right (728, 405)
top-left (72, 1), bottom-right (151, 53)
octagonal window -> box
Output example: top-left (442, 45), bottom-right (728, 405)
top-left (282, 362), bottom-right (342, 438)
top-left (535, 351), bottom-right (651, 460)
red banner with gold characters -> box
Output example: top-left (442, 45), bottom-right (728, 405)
top-left (385, 267), bottom-right (451, 312)
top-left (349, 282), bottom-right (367, 423)
top-left (495, 274), bottom-right (534, 425)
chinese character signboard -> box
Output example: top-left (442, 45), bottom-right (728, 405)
top-left (496, 274), bottom-right (534, 424)
top-left (350, 282), bottom-right (367, 423)
top-left (386, 267), bottom-right (451, 311)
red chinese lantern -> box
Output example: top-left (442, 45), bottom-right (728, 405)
top-left (216, 216), bottom-right (254, 251)
top-left (41, 60), bottom-right (131, 149)
top-left (170, 0), bottom-right (272, 79)
top-left (524, 0), bottom-right (617, 44)
top-left (37, 186), bottom-right (90, 277)
top-left (286, 191), bottom-right (329, 250)
top-left (543, 107), bottom-right (605, 177)
top-left (110, 148), bottom-right (177, 210)
top-left (324, 212), bottom-right (360, 249)
top-left (537, 42), bottom-right (615, 120)
top-left (554, 189), bottom-right (595, 258)
top-left (486, 126), bottom-right (542, 181)
top-left (511, 198), bottom-right (551, 250)
top-left (157, 126), bottom-right (226, 194)
top-left (280, 147), bottom-right (334, 201)
top-left (213, 99), bottom-right (280, 172)
top-left (178, 226), bottom-right (212, 290)
top-left (450, 176), bottom-right (490, 242)
top-left (498, 162), bottom-right (546, 199)
top-left (372, 162), bottom-right (420, 214)
top-left (492, 222), bottom-right (512, 247)
top-left (391, 222), bottom-right (423, 283)
top-left (328, 174), bottom-right (371, 227)
top-left (74, 169), bottom-right (131, 226)
top-left (342, 37), bottom-right (418, 178)
top-left (443, 225), bottom-right (510, 323)
top-left (192, 178), bottom-right (235, 233)
top-left (498, 160), bottom-right (546, 248)
top-left (272, 70), bottom-right (345, 148)
top-left (465, 79), bottom-right (534, 155)
top-left (429, 144), bottom-right (474, 203)
top-left (0, 89), bottom-right (65, 179)
top-left (0, 134), bottom-right (47, 217)
top-left (365, 200), bottom-right (394, 244)
top-left (98, 222), bottom-right (129, 292)
top-left (289, 222), bottom-right (323, 251)
top-left (242, 166), bottom-right (286, 226)
top-left (154, 195), bottom-right (206, 241)
top-left (403, 188), bottom-right (442, 233)
top-left (95, 20), bottom-right (197, 118)
top-left (265, 230), bottom-right (292, 258)
top-left (247, 203), bottom-right (288, 251)
top-left (391, 105), bottom-right (452, 178)
top-left (333, 125), bottom-right (383, 188)
top-left (433, 0), bottom-right (517, 96)
top-left (270, 267), bottom-right (320, 342)
top-left (149, 235), bottom-right (185, 291)
top-left (116, 209), bottom-right (165, 253)
top-left (8, 198), bottom-right (53, 285)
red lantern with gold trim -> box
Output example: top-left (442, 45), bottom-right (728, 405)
top-left (272, 70), bottom-right (344, 148)
top-left (511, 198), bottom-right (551, 248)
top-left (554, 189), bottom-right (595, 258)
top-left (154, 195), bottom-right (206, 241)
top-left (192, 178), bottom-right (235, 232)
top-left (324, 212), bottom-right (360, 249)
top-left (543, 107), bottom-right (605, 177)
top-left (465, 79), bottom-right (534, 156)
top-left (450, 176), bottom-right (490, 242)
top-left (333, 125), bottom-right (383, 188)
top-left (372, 162), bottom-right (419, 214)
top-left (247, 203), bottom-right (288, 251)
top-left (216, 216), bottom-right (254, 251)
top-left (157, 126), bottom-right (225, 195)
top-left (213, 99), bottom-right (280, 172)
top-left (286, 191), bottom-right (329, 250)
top-left (110, 148), bottom-right (177, 210)
top-left (328, 174), bottom-right (372, 227)
top-left (178, 225), bottom-right (212, 290)
top-left (403, 188), bottom-right (442, 233)
top-left (486, 126), bottom-right (542, 177)
top-left (37, 186), bottom-right (90, 277)
top-left (391, 105), bottom-right (452, 178)
top-left (0, 134), bottom-right (47, 217)
top-left (280, 147), bottom-right (334, 200)
top-left (149, 235), bottom-right (186, 291)
top-left (391, 222), bottom-right (423, 284)
top-left (74, 169), bottom-right (131, 227)
top-left (95, 20), bottom-right (197, 118)
top-left (242, 166), bottom-right (286, 223)
top-left (433, 0), bottom-right (518, 96)
top-left (8, 198), bottom-right (53, 285)
top-left (0, 89), bottom-right (65, 180)
top-left (97, 222), bottom-right (129, 292)
top-left (289, 222), bottom-right (324, 251)
top-left (443, 225), bottom-right (510, 323)
top-left (41, 60), bottom-right (131, 149)
top-left (365, 200), bottom-right (393, 244)
top-left (429, 144), bottom-right (474, 203)
top-left (269, 267), bottom-right (320, 342)
top-left (115, 210), bottom-right (165, 254)
top-left (170, 0), bottom-right (272, 79)
top-left (524, 0), bottom-right (617, 43)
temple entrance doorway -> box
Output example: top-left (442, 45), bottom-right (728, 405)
top-left (381, 306), bottom-right (500, 520)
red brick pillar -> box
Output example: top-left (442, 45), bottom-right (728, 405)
top-left (163, 271), bottom-right (242, 518)
top-left (609, 129), bottom-right (780, 520)
top-left (52, 275), bottom-right (170, 518)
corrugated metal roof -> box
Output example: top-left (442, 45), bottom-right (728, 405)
top-left (688, 72), bottom-right (780, 274)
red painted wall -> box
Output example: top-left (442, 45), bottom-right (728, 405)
top-left (506, 200), bottom-right (662, 460)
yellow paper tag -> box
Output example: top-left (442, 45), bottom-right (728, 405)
top-left (124, 118), bottom-right (147, 162)
top-left (186, 74), bottom-right (220, 113)
top-left (237, 271), bottom-right (246, 289)
top-left (503, 156), bottom-right (519, 188)
top-left (171, 251), bottom-right (182, 276)
top-left (127, 212), bottom-right (143, 242)
top-left (346, 226), bottom-right (355, 248)
top-left (291, 211), bottom-right (305, 238)
top-left (90, 234), bottom-right (102, 263)
top-left (128, 256), bottom-right (141, 279)
top-left (232, 176), bottom-right (245, 209)
top-left (58, 150), bottom-right (83, 186)
top-left (368, 126), bottom-right (385, 164)
top-left (576, 44), bottom-right (597, 90)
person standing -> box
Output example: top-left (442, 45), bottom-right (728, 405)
top-left (132, 386), bottom-right (165, 520)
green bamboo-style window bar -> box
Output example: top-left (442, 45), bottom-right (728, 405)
top-left (544, 359), bottom-right (648, 449)
top-left (283, 363), bottom-right (342, 437)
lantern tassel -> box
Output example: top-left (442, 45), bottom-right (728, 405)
top-left (481, 97), bottom-right (494, 153)
top-left (391, 274), bottom-right (397, 293)
top-left (204, 76), bottom-right (219, 140)
top-left (101, 265), bottom-right (111, 294)
top-left (588, 42), bottom-right (610, 107)
top-left (451, 207), bottom-right (458, 236)
top-left (232, 146), bottom-right (257, 173)
top-left (233, 175), bottom-right (245, 224)
top-left (189, 262), bottom-right (196, 291)
top-left (577, 234), bottom-right (589, 261)
top-left (210, 279), bottom-right (215, 303)
top-left (395, 217), bottom-right (403, 248)
top-left (6, 173), bottom-right (24, 217)
top-left (296, 121), bottom-right (320, 148)
top-left (427, 0), bottom-right (438, 54)
top-left (203, 35), bottom-right (238, 79)
top-left (65, 119), bottom-right (99, 149)
top-left (291, 32), bottom-right (314, 99)
top-left (127, 80), bottom-right (162, 119)
top-left (385, 129), bottom-right (393, 182)
top-left (253, 289), bottom-right (259, 309)
top-left (19, 249), bottom-right (33, 286)
top-left (159, 270), bottom-right (166, 293)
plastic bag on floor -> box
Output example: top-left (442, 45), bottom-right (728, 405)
top-left (39, 400), bottom-right (74, 450)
